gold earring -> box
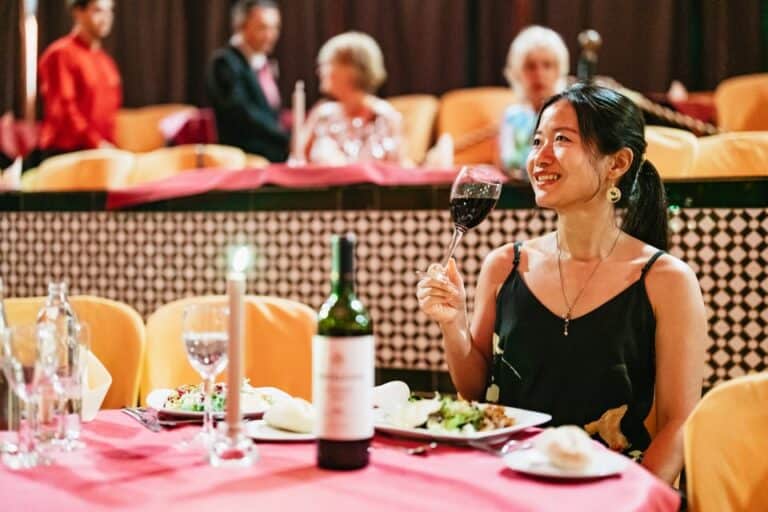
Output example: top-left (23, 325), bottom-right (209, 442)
top-left (607, 185), bottom-right (621, 203)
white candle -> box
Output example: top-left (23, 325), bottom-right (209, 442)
top-left (290, 80), bottom-right (306, 164)
top-left (226, 246), bottom-right (250, 436)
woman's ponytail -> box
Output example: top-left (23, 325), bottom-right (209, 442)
top-left (621, 159), bottom-right (668, 250)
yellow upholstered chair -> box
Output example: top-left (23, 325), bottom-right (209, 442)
top-left (26, 148), bottom-right (136, 191)
top-left (714, 74), bottom-right (768, 131)
top-left (129, 144), bottom-right (247, 185)
top-left (684, 373), bottom-right (768, 512)
top-left (115, 103), bottom-right (196, 153)
top-left (691, 132), bottom-right (768, 178)
top-left (437, 87), bottom-right (516, 165)
top-left (4, 296), bottom-right (146, 408)
top-left (388, 94), bottom-right (439, 165)
top-left (141, 296), bottom-right (316, 405)
top-left (245, 153), bottom-right (270, 168)
top-left (644, 126), bottom-right (699, 179)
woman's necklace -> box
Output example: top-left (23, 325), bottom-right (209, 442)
top-left (556, 229), bottom-right (622, 336)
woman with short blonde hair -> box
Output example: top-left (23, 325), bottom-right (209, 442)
top-left (498, 26), bottom-right (570, 178)
top-left (317, 31), bottom-right (387, 93)
top-left (302, 31), bottom-right (405, 165)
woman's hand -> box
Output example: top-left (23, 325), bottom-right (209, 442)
top-left (416, 258), bottom-right (467, 326)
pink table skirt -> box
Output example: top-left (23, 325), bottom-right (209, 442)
top-left (105, 163), bottom-right (474, 210)
top-left (0, 411), bottom-right (679, 512)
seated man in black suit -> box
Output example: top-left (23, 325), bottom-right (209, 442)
top-left (207, 0), bottom-right (289, 162)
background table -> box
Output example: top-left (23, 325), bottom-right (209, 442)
top-left (0, 411), bottom-right (680, 511)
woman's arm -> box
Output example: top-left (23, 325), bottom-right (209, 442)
top-left (642, 256), bottom-right (707, 484)
top-left (417, 245), bottom-right (515, 400)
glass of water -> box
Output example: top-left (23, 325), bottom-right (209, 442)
top-left (182, 303), bottom-right (229, 446)
top-left (1, 324), bottom-right (49, 469)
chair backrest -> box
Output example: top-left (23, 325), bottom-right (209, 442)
top-left (714, 73), bottom-right (768, 131)
top-left (129, 144), bottom-right (247, 185)
top-left (4, 295), bottom-right (146, 408)
top-left (684, 373), bottom-right (768, 512)
top-left (29, 148), bottom-right (136, 191)
top-left (142, 295), bottom-right (316, 404)
top-left (691, 131), bottom-right (768, 178)
top-left (437, 87), bottom-right (516, 165)
top-left (388, 94), bottom-right (439, 165)
top-left (644, 126), bottom-right (699, 179)
top-left (115, 104), bottom-right (196, 152)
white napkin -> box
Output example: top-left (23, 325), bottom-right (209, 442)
top-left (82, 351), bottom-right (112, 422)
top-left (0, 158), bottom-right (21, 191)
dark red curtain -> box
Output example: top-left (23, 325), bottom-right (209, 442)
top-left (1, 0), bottom-right (766, 116)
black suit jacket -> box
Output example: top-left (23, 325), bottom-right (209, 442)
top-left (206, 46), bottom-right (289, 162)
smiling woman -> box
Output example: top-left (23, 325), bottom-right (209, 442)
top-left (417, 84), bottom-right (708, 485)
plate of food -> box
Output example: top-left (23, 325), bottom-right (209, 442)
top-left (246, 397), bottom-right (316, 442)
top-left (373, 389), bottom-right (551, 442)
top-left (503, 426), bottom-right (629, 479)
top-left (146, 381), bottom-right (290, 419)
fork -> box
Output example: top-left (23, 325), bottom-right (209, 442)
top-left (121, 408), bottom-right (201, 431)
top-left (468, 438), bottom-right (533, 457)
top-left (121, 408), bottom-right (163, 432)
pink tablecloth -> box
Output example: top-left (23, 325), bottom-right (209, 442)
top-left (105, 163), bottom-right (469, 210)
top-left (0, 411), bottom-right (679, 512)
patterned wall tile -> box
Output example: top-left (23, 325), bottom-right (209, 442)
top-left (0, 207), bottom-right (765, 390)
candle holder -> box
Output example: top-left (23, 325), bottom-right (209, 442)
top-left (210, 245), bottom-right (256, 468)
top-left (209, 422), bottom-right (257, 468)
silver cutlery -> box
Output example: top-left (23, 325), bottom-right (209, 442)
top-left (121, 408), bottom-right (202, 431)
top-left (468, 438), bottom-right (533, 457)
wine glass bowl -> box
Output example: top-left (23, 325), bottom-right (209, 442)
top-left (443, 165), bottom-right (503, 266)
top-left (181, 303), bottom-right (229, 446)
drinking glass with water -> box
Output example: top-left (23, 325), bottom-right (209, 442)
top-left (182, 303), bottom-right (229, 446)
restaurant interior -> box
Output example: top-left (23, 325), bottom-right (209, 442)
top-left (0, 1), bottom-right (766, 511)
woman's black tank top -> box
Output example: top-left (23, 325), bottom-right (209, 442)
top-left (486, 241), bottom-right (664, 452)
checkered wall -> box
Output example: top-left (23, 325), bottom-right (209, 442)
top-left (1, 208), bottom-right (765, 390)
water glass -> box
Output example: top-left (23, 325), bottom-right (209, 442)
top-left (182, 303), bottom-right (229, 446)
top-left (1, 324), bottom-right (50, 469)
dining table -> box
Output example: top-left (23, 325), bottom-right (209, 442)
top-left (0, 410), bottom-right (680, 511)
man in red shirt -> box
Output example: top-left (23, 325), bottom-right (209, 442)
top-left (37, 0), bottom-right (121, 158)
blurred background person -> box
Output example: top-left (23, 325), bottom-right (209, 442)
top-left (207, 0), bottom-right (289, 162)
top-left (301, 32), bottom-right (406, 166)
top-left (36, 0), bottom-right (121, 164)
top-left (498, 25), bottom-right (569, 178)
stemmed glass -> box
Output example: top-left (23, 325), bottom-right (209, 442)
top-left (52, 322), bottom-right (90, 451)
top-left (182, 303), bottom-right (229, 446)
top-left (1, 324), bottom-right (51, 469)
top-left (442, 165), bottom-right (503, 265)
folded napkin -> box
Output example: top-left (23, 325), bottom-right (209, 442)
top-left (0, 158), bottom-right (21, 191)
top-left (82, 351), bottom-right (112, 422)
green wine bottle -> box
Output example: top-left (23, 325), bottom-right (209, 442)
top-left (313, 234), bottom-right (374, 470)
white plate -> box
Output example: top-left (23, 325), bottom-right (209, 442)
top-left (245, 420), bottom-right (316, 442)
top-left (503, 446), bottom-right (629, 479)
top-left (374, 405), bottom-right (551, 442)
top-left (146, 387), bottom-right (290, 419)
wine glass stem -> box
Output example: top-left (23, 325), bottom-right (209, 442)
top-left (202, 377), bottom-right (215, 437)
top-left (21, 397), bottom-right (36, 456)
top-left (442, 227), bottom-right (466, 267)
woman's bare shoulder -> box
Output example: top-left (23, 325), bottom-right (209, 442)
top-left (640, 246), bottom-right (701, 310)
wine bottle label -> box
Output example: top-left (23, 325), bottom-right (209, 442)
top-left (312, 335), bottom-right (374, 440)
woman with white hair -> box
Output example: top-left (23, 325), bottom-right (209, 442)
top-left (499, 25), bottom-right (569, 178)
top-left (302, 32), bottom-right (405, 165)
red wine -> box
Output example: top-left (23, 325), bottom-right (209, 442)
top-left (450, 197), bottom-right (497, 230)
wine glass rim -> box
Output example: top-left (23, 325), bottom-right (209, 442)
top-left (457, 164), bottom-right (504, 183)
